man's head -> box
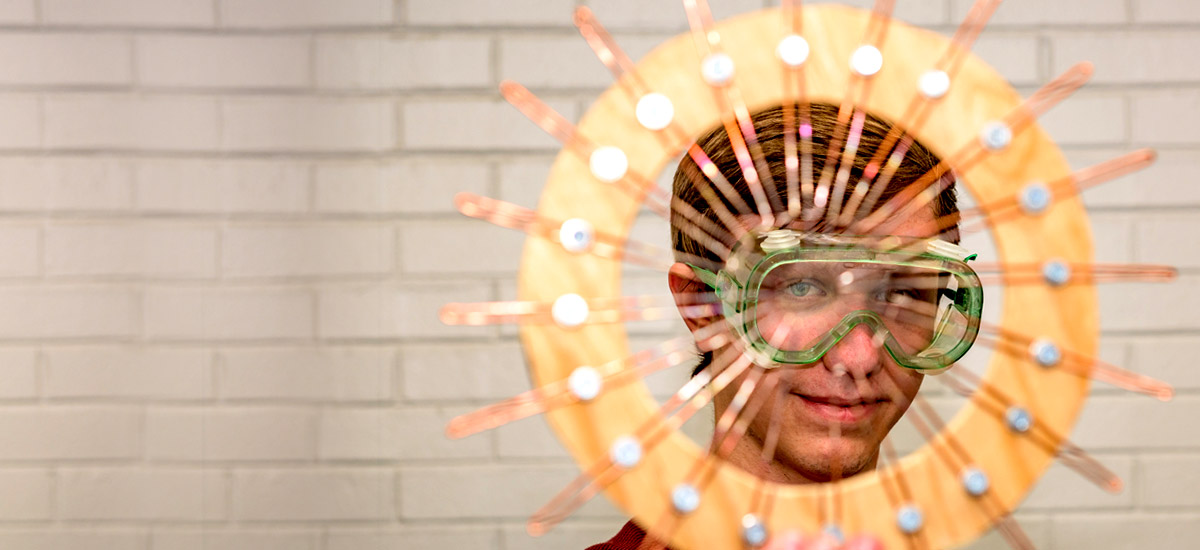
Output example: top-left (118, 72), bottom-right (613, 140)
top-left (668, 103), bottom-right (961, 484)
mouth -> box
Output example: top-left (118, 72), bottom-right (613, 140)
top-left (791, 393), bottom-right (884, 424)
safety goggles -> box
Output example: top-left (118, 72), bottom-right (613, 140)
top-left (690, 230), bottom-right (983, 371)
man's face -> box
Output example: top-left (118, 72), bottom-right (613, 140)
top-left (674, 209), bottom-right (940, 484)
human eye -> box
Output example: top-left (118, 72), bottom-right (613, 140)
top-left (786, 279), bottom-right (826, 298)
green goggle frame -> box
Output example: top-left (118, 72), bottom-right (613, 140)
top-left (689, 231), bottom-right (984, 371)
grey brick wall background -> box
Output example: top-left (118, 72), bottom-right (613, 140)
top-left (0, 0), bottom-right (1195, 549)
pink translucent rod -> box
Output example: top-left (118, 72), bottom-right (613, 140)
top-left (854, 63), bottom-right (1094, 235)
top-left (501, 80), bottom-right (588, 148)
top-left (973, 262), bottom-right (1178, 286)
top-left (682, 0), bottom-right (778, 227)
top-left (455, 192), bottom-right (678, 271)
top-left (958, 149), bottom-right (1158, 232)
top-left (439, 293), bottom-right (719, 327)
top-left (842, 0), bottom-right (1001, 227)
top-left (500, 81), bottom-right (670, 218)
top-left (780, 0), bottom-right (808, 220)
top-left (941, 368), bottom-right (1127, 493)
top-left (825, 110), bottom-right (867, 225)
top-left (983, 324), bottom-right (1175, 401)
top-left (573, 7), bottom-right (639, 84)
top-left (526, 350), bottom-right (753, 536)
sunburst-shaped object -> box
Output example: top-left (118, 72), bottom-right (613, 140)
top-left (438, 2), bottom-right (1176, 548)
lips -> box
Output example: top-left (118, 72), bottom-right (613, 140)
top-left (792, 393), bottom-right (884, 424)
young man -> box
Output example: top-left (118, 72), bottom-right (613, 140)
top-left (589, 103), bottom-right (965, 550)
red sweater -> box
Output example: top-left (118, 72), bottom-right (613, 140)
top-left (587, 521), bottom-right (673, 550)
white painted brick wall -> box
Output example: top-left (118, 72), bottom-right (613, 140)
top-left (0, 1), bottom-right (1193, 549)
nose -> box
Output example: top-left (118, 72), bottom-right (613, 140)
top-left (822, 322), bottom-right (885, 380)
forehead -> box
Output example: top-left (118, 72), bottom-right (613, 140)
top-left (781, 206), bottom-right (940, 239)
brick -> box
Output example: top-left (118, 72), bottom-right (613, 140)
top-left (850, 1), bottom-right (952, 26)
top-left (1132, 90), bottom-right (1200, 146)
top-left (1098, 276), bottom-right (1200, 332)
top-left (44, 95), bottom-right (219, 152)
top-left (1021, 456), bottom-right (1133, 510)
top-left (144, 287), bottom-right (313, 340)
top-left (498, 157), bottom-right (554, 208)
top-left (222, 224), bottom-right (393, 279)
top-left (402, 99), bottom-right (576, 151)
top-left (134, 159), bottom-right (308, 214)
top-left (0, 0), bottom-right (33, 24)
top-left (317, 283), bottom-right (491, 340)
top-left (499, 34), bottom-right (665, 90)
top-left (1135, 214), bottom-right (1200, 268)
top-left (1038, 94), bottom-right (1127, 147)
top-left (0, 469), bottom-right (52, 519)
top-left (220, 0), bottom-right (393, 28)
top-left (0, 225), bottom-right (38, 277)
top-left (1136, 0), bottom-right (1200, 23)
top-left (1067, 149), bottom-right (1200, 209)
top-left (219, 347), bottom-right (392, 401)
top-left (1127, 337), bottom-right (1200, 391)
top-left (0, 348), bottom-right (36, 399)
top-left (408, 0), bottom-right (573, 26)
top-left (221, 97), bottom-right (395, 152)
top-left (400, 342), bottom-right (529, 401)
top-left (318, 406), bottom-right (491, 461)
top-left (0, 33), bottom-right (130, 86)
top-left (400, 464), bottom-right (619, 519)
top-left (146, 408), bottom-right (316, 461)
top-left (150, 530), bottom-right (318, 550)
top-left (0, 407), bottom-right (140, 460)
top-left (0, 530), bottom-right (146, 550)
top-left (950, 0), bottom-right (1124, 24)
top-left (1054, 32), bottom-right (1200, 85)
top-left (0, 95), bottom-right (41, 148)
top-left (400, 219), bottom-right (524, 275)
top-left (970, 34), bottom-right (1041, 86)
top-left (313, 159), bottom-right (489, 215)
top-left (1089, 212), bottom-right (1133, 264)
top-left (58, 468), bottom-right (227, 520)
top-left (42, 0), bottom-right (213, 26)
top-left (502, 522), bottom-right (627, 550)
top-left (0, 158), bottom-right (133, 212)
top-left (0, 287), bottom-right (135, 339)
top-left (964, 515), bottom-right (1051, 550)
top-left (45, 223), bottom-right (217, 278)
top-left (1051, 513), bottom-right (1200, 550)
top-left (45, 347), bottom-right (211, 400)
top-left (232, 468), bottom-right (394, 521)
top-left (137, 35), bottom-right (309, 89)
top-left (1140, 455), bottom-right (1200, 508)
top-left (1071, 395), bottom-right (1200, 450)
top-left (582, 0), bottom-right (776, 30)
top-left (327, 526), bottom-right (498, 550)
top-left (316, 36), bottom-right (490, 90)
top-left (495, 414), bottom-right (566, 459)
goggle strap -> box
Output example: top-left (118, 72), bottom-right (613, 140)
top-left (686, 263), bottom-right (721, 290)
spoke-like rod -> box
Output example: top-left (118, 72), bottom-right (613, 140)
top-left (941, 368), bottom-right (1124, 493)
top-left (501, 81), bottom-right (671, 218)
top-left (974, 261), bottom-right (1177, 286)
top-left (455, 192), bottom-right (688, 271)
top-left (526, 348), bottom-right (754, 536)
top-left (683, 0), bottom-right (779, 227)
top-left (573, 6), bottom-right (747, 246)
top-left (852, 62), bottom-right (1094, 236)
top-left (953, 149), bottom-right (1158, 233)
top-left (846, 0), bottom-right (1003, 226)
top-left (446, 324), bottom-right (730, 439)
top-left (440, 292), bottom-right (719, 327)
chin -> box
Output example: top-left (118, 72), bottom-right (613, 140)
top-left (780, 436), bottom-right (880, 483)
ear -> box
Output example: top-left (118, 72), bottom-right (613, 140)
top-left (668, 262), bottom-right (720, 335)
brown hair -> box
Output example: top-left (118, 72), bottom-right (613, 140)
top-left (672, 103), bottom-right (959, 266)
top-left (671, 103), bottom-right (960, 375)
